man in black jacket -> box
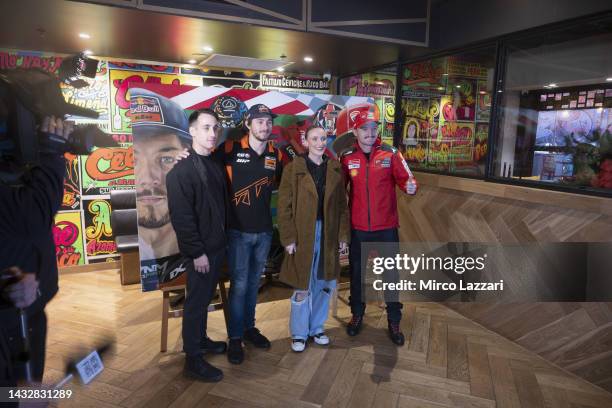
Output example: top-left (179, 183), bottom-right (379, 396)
top-left (166, 109), bottom-right (228, 382)
top-left (0, 116), bottom-right (69, 387)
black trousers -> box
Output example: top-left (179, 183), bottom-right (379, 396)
top-left (182, 251), bottom-right (224, 357)
top-left (349, 228), bottom-right (403, 322)
top-left (0, 309), bottom-right (47, 387)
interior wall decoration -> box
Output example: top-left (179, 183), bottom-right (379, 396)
top-left (2, 48), bottom-right (328, 268)
top-left (130, 83), bottom-right (372, 291)
top-left (400, 55), bottom-right (493, 176)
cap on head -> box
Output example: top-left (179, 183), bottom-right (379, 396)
top-left (244, 103), bottom-right (277, 122)
top-left (352, 104), bottom-right (380, 130)
top-left (130, 88), bottom-right (191, 141)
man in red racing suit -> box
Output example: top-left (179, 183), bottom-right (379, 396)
top-left (340, 107), bottom-right (418, 346)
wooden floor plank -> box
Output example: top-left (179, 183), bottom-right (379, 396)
top-left (467, 341), bottom-right (495, 400)
top-left (510, 359), bottom-right (546, 408)
top-left (447, 331), bottom-right (469, 382)
top-left (38, 269), bottom-right (612, 408)
top-left (427, 318), bottom-right (448, 369)
top-left (488, 354), bottom-right (522, 408)
top-left (300, 347), bottom-right (347, 405)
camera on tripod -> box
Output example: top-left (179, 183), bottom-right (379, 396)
top-left (0, 53), bottom-right (111, 184)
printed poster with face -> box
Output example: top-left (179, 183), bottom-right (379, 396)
top-left (129, 83), bottom-right (372, 291)
top-left (109, 68), bottom-right (201, 133)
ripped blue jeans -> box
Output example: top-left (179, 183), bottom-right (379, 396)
top-left (290, 220), bottom-right (337, 340)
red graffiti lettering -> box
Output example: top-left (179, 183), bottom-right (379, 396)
top-left (440, 124), bottom-right (473, 145)
top-left (109, 179), bottom-right (135, 186)
top-left (53, 221), bottom-right (78, 248)
top-left (87, 239), bottom-right (117, 255)
top-left (113, 75), bottom-right (182, 109)
top-left (403, 61), bottom-right (444, 86)
top-left (114, 74), bottom-right (145, 109)
top-left (112, 134), bottom-right (133, 144)
top-left (58, 250), bottom-right (81, 267)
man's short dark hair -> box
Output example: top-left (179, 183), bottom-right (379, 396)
top-left (305, 125), bottom-right (325, 140)
top-left (189, 109), bottom-right (219, 126)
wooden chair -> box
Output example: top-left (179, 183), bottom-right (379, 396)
top-left (109, 190), bottom-right (140, 285)
top-left (160, 278), bottom-right (230, 352)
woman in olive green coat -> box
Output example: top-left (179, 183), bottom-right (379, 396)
top-left (277, 125), bottom-right (350, 352)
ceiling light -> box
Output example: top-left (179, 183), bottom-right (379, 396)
top-left (479, 91), bottom-right (486, 95)
top-left (304, 56), bottom-right (313, 63)
top-left (547, 83), bottom-right (557, 88)
top-left (437, 87), bottom-right (444, 91)
top-left (203, 46), bottom-right (213, 53)
top-left (79, 33), bottom-right (91, 39)
top-left (442, 73), bottom-right (448, 76)
top-left (83, 50), bottom-right (93, 56)
top-left (187, 59), bottom-right (196, 64)
top-left (606, 77), bottom-right (612, 82)
top-left (277, 67), bottom-right (285, 72)
top-left (455, 85), bottom-right (461, 88)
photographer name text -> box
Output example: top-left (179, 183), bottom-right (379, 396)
top-left (372, 279), bottom-right (504, 292)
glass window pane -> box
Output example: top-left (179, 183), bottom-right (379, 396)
top-left (493, 17), bottom-right (612, 194)
top-left (399, 47), bottom-right (496, 177)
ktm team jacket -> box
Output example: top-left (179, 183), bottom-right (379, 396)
top-left (340, 140), bottom-right (417, 232)
top-left (215, 136), bottom-right (283, 233)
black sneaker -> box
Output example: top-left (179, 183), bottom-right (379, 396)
top-left (243, 327), bottom-right (271, 349)
top-left (388, 321), bottom-right (405, 346)
top-left (200, 336), bottom-right (227, 354)
top-left (227, 338), bottom-right (244, 364)
top-left (184, 355), bottom-right (223, 382)
top-left (346, 314), bottom-right (363, 336)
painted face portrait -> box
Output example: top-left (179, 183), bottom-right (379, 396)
top-left (134, 132), bottom-right (184, 230)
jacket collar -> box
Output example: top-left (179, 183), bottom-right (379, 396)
top-left (353, 138), bottom-right (381, 156)
top-left (294, 156), bottom-right (341, 200)
top-left (303, 153), bottom-right (328, 166)
top-left (240, 134), bottom-right (275, 153)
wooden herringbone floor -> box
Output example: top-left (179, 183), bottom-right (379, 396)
top-left (44, 269), bottom-right (612, 408)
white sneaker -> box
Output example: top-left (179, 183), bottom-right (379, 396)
top-left (291, 339), bottom-right (306, 352)
top-left (312, 333), bottom-right (330, 346)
